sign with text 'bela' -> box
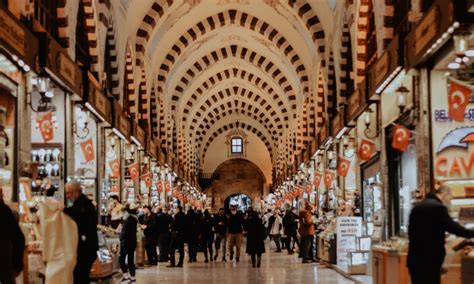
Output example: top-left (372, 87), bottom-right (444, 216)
top-left (336, 217), bottom-right (362, 266)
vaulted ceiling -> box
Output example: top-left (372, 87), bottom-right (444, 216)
top-left (126, 0), bottom-right (338, 183)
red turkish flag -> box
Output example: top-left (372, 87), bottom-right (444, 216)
top-left (165, 183), bottom-right (170, 193)
top-left (392, 124), bottom-right (411, 151)
top-left (142, 173), bottom-right (152, 187)
top-left (108, 159), bottom-right (120, 177)
top-left (36, 112), bottom-right (54, 142)
top-left (448, 80), bottom-right (472, 122)
top-left (358, 139), bottom-right (375, 160)
top-left (324, 171), bottom-right (335, 187)
top-left (127, 163), bottom-right (139, 180)
top-left (80, 138), bottom-right (95, 162)
top-left (313, 172), bottom-right (322, 188)
top-left (305, 184), bottom-right (312, 194)
top-left (337, 157), bottom-right (351, 177)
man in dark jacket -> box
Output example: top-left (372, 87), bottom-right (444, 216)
top-left (156, 207), bottom-right (172, 262)
top-left (64, 181), bottom-right (98, 284)
top-left (185, 208), bottom-right (201, 262)
top-left (227, 205), bottom-right (244, 262)
top-left (141, 205), bottom-right (158, 265)
top-left (168, 206), bottom-right (186, 267)
top-left (283, 205), bottom-right (300, 254)
top-left (214, 208), bottom-right (227, 261)
top-left (0, 189), bottom-right (25, 284)
top-left (408, 186), bottom-right (474, 284)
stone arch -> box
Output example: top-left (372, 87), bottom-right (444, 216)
top-left (339, 23), bottom-right (354, 99)
top-left (104, 14), bottom-right (120, 98)
top-left (208, 158), bottom-right (266, 211)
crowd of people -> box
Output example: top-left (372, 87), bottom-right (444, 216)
top-left (3, 179), bottom-right (474, 284)
top-left (112, 199), bottom-right (320, 282)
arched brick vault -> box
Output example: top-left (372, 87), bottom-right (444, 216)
top-left (132, 0), bottom-right (334, 181)
top-left (189, 91), bottom-right (283, 137)
top-left (177, 68), bottom-right (289, 126)
top-left (169, 45), bottom-right (298, 111)
top-left (152, 9), bottom-right (310, 97)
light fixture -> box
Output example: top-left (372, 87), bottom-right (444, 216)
top-left (396, 85), bottom-right (409, 114)
top-left (27, 71), bottom-right (56, 113)
top-left (362, 106), bottom-right (379, 139)
top-left (74, 108), bottom-right (90, 139)
top-left (342, 135), bottom-right (355, 158)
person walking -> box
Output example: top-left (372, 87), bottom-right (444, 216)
top-left (119, 205), bottom-right (138, 283)
top-left (185, 208), bottom-right (201, 262)
top-left (227, 205), bottom-right (244, 262)
top-left (64, 181), bottom-right (98, 284)
top-left (299, 203), bottom-right (315, 263)
top-left (213, 208), bottom-right (227, 262)
top-left (200, 209), bottom-right (215, 263)
top-left (141, 205), bottom-right (158, 265)
top-left (168, 206), bottom-right (186, 267)
top-left (267, 209), bottom-right (283, 252)
top-left (0, 189), bottom-right (25, 284)
top-left (245, 210), bottom-right (265, 268)
top-left (283, 205), bottom-right (300, 254)
top-left (156, 207), bottom-right (172, 262)
top-left (408, 185), bottom-right (474, 284)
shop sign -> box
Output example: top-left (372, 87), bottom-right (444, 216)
top-left (432, 78), bottom-right (474, 181)
top-left (405, 0), bottom-right (454, 68)
top-left (87, 72), bottom-right (111, 123)
top-left (43, 34), bottom-right (83, 96)
top-left (368, 35), bottom-right (401, 97)
top-left (318, 122), bottom-right (328, 143)
top-left (336, 217), bottom-right (362, 266)
top-left (136, 126), bottom-right (146, 148)
top-left (0, 9), bottom-right (38, 69)
top-left (413, 7), bottom-right (439, 56)
top-left (148, 140), bottom-right (158, 159)
top-left (118, 115), bottom-right (130, 138)
top-left (347, 85), bottom-right (367, 124)
top-left (331, 107), bottom-right (346, 138)
top-left (0, 10), bottom-right (25, 57)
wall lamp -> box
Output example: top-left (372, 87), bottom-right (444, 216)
top-left (73, 108), bottom-right (90, 139)
top-left (27, 71), bottom-right (55, 113)
top-left (396, 85), bottom-right (417, 125)
top-left (363, 105), bottom-right (379, 139)
top-left (342, 135), bottom-right (355, 158)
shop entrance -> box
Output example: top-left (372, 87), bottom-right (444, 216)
top-left (224, 193), bottom-right (252, 212)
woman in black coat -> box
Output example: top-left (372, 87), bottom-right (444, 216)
top-left (245, 211), bottom-right (265, 267)
top-left (119, 206), bottom-right (138, 283)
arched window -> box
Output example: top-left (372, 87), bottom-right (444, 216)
top-left (225, 125), bottom-right (248, 157)
top-left (231, 137), bottom-right (243, 154)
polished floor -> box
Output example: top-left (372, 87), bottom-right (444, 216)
top-left (122, 243), bottom-right (355, 284)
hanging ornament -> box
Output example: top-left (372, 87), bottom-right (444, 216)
top-left (358, 139), bottom-right (375, 160)
top-left (391, 124), bottom-right (411, 151)
top-left (448, 79), bottom-right (472, 122)
top-left (37, 112), bottom-right (54, 142)
top-left (337, 157), bottom-right (351, 177)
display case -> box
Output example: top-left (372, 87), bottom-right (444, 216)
top-left (30, 144), bottom-right (63, 201)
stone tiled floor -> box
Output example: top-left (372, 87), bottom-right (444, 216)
top-left (123, 247), bottom-right (355, 284)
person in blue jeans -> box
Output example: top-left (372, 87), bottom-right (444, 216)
top-left (119, 205), bottom-right (138, 283)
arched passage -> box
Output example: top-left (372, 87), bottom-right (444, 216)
top-left (207, 158), bottom-right (266, 212)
